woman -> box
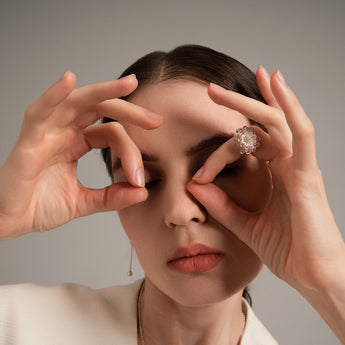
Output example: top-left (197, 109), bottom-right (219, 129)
top-left (0, 45), bottom-right (344, 345)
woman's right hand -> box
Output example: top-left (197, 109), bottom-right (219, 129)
top-left (0, 72), bottom-right (162, 241)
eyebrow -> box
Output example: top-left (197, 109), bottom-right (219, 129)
top-left (185, 133), bottom-right (233, 156)
top-left (112, 133), bottom-right (233, 171)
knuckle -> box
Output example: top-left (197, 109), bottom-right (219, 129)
top-left (104, 122), bottom-right (140, 159)
top-left (299, 120), bottom-right (315, 138)
top-left (305, 121), bottom-right (315, 137)
top-left (24, 102), bottom-right (36, 119)
top-left (126, 142), bottom-right (141, 159)
top-left (264, 109), bottom-right (282, 127)
top-left (106, 121), bottom-right (123, 134)
top-left (263, 116), bottom-right (276, 128)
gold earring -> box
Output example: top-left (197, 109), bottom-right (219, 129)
top-left (128, 245), bottom-right (133, 276)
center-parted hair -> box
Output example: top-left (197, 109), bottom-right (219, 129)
top-left (102, 44), bottom-right (266, 179)
top-left (101, 44), bottom-right (267, 305)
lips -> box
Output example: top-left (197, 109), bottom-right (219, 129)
top-left (167, 243), bottom-right (224, 274)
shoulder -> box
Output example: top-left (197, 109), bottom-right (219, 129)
top-left (0, 280), bottom-right (135, 316)
top-left (241, 299), bottom-right (279, 345)
top-left (0, 279), bottom-right (143, 345)
top-left (0, 278), bottom-right (143, 312)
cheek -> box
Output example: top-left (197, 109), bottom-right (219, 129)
top-left (118, 204), bottom-right (159, 254)
top-left (214, 158), bottom-right (271, 212)
top-left (118, 207), bottom-right (145, 240)
top-left (118, 208), bottom-right (151, 265)
top-left (118, 206), bottom-right (167, 277)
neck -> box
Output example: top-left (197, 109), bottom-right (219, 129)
top-left (139, 278), bottom-right (245, 345)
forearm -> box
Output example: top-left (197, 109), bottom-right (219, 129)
top-left (299, 273), bottom-right (345, 344)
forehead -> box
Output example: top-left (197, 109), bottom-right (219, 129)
top-left (121, 79), bottom-right (249, 155)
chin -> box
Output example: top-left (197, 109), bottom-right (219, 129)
top-left (170, 277), bottom-right (246, 307)
top-left (148, 264), bottom-right (262, 307)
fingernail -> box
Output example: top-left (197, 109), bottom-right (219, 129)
top-left (120, 74), bottom-right (136, 80)
top-left (146, 111), bottom-right (163, 125)
top-left (192, 166), bottom-right (205, 180)
top-left (277, 70), bottom-right (287, 87)
top-left (210, 83), bottom-right (226, 92)
top-left (260, 65), bottom-right (270, 79)
top-left (135, 167), bottom-right (145, 187)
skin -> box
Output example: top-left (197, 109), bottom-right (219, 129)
top-left (115, 71), bottom-right (345, 344)
top-left (0, 67), bottom-right (345, 344)
top-left (190, 70), bottom-right (345, 343)
top-left (114, 79), bottom-right (272, 344)
top-left (0, 73), bottom-right (160, 240)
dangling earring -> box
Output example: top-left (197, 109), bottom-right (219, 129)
top-left (128, 245), bottom-right (133, 276)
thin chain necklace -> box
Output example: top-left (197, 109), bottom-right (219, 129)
top-left (137, 281), bottom-right (246, 345)
top-left (137, 281), bottom-right (145, 345)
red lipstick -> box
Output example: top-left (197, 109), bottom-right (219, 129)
top-left (167, 243), bottom-right (224, 274)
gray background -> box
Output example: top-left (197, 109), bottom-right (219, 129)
top-left (0, 0), bottom-right (344, 343)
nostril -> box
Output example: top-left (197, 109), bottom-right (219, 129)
top-left (164, 195), bottom-right (207, 228)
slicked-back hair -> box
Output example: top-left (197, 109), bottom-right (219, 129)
top-left (102, 44), bottom-right (268, 306)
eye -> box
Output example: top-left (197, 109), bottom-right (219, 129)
top-left (145, 179), bottom-right (161, 190)
top-left (216, 159), bottom-right (243, 179)
top-left (141, 165), bottom-right (161, 191)
top-left (217, 165), bottom-right (238, 177)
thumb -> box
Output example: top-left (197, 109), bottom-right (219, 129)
top-left (78, 182), bottom-right (148, 217)
top-left (187, 181), bottom-right (255, 246)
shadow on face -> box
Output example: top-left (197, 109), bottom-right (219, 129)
top-left (114, 79), bottom-right (271, 305)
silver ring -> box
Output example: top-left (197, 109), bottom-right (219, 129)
top-left (234, 126), bottom-right (260, 155)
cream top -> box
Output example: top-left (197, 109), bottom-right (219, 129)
top-left (0, 279), bottom-right (278, 344)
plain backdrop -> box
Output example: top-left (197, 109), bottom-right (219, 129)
top-left (0, 0), bottom-right (344, 344)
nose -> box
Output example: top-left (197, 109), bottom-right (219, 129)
top-left (164, 183), bottom-right (207, 229)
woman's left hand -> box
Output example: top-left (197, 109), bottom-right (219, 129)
top-left (188, 67), bottom-right (345, 293)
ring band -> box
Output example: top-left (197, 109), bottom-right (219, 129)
top-left (234, 126), bottom-right (260, 155)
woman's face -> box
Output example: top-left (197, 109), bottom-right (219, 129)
top-left (113, 79), bottom-right (271, 306)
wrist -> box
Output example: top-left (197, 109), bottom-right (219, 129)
top-left (297, 266), bottom-right (345, 344)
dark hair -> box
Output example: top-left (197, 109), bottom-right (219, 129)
top-left (102, 44), bottom-right (265, 179)
top-left (102, 44), bottom-right (267, 306)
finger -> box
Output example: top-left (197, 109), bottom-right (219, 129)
top-left (256, 66), bottom-right (281, 109)
top-left (251, 126), bottom-right (280, 161)
top-left (78, 182), bottom-right (148, 216)
top-left (192, 126), bottom-right (278, 184)
top-left (70, 98), bottom-right (163, 130)
top-left (208, 83), bottom-right (292, 154)
top-left (24, 71), bottom-right (77, 124)
top-left (270, 71), bottom-right (317, 170)
top-left (192, 136), bottom-right (241, 183)
top-left (95, 99), bottom-right (162, 129)
top-left (83, 122), bottom-right (145, 187)
top-left (187, 181), bottom-right (256, 246)
top-left (69, 74), bottom-right (138, 107)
